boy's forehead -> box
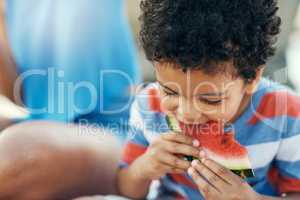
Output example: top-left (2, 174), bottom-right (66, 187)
top-left (155, 62), bottom-right (239, 93)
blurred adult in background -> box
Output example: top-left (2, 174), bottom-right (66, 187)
top-left (0, 0), bottom-right (141, 199)
top-left (287, 4), bottom-right (300, 93)
top-left (265, 0), bottom-right (300, 87)
top-left (1, 0), bottom-right (141, 137)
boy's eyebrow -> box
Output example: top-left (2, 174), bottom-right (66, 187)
top-left (157, 81), bottom-right (178, 93)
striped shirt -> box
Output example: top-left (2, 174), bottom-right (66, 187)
top-left (120, 78), bottom-right (300, 199)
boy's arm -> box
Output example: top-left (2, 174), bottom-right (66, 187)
top-left (117, 99), bottom-right (152, 199)
top-left (117, 156), bottom-right (152, 199)
top-left (117, 121), bottom-right (152, 199)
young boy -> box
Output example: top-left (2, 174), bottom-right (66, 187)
top-left (117, 0), bottom-right (300, 199)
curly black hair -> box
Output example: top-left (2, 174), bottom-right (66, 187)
top-left (140, 0), bottom-right (281, 81)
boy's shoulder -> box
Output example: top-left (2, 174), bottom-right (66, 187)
top-left (248, 78), bottom-right (300, 131)
top-left (256, 78), bottom-right (294, 95)
top-left (130, 83), bottom-right (169, 142)
top-left (252, 78), bottom-right (300, 116)
top-left (133, 82), bottom-right (161, 113)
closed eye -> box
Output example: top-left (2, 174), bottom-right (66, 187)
top-left (199, 98), bottom-right (223, 105)
top-left (163, 89), bottom-right (178, 97)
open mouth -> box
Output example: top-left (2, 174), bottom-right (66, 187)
top-left (176, 117), bottom-right (215, 126)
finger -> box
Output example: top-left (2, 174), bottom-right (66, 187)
top-left (159, 162), bottom-right (186, 174)
top-left (172, 168), bottom-right (186, 174)
top-left (187, 167), bottom-right (219, 197)
top-left (191, 160), bottom-right (228, 191)
top-left (162, 133), bottom-right (199, 146)
top-left (157, 151), bottom-right (191, 170)
top-left (200, 157), bottom-right (237, 184)
top-left (163, 141), bottom-right (200, 158)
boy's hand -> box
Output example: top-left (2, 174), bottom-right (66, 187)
top-left (134, 133), bottom-right (200, 180)
top-left (188, 157), bottom-right (261, 200)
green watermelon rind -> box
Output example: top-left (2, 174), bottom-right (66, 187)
top-left (232, 169), bottom-right (255, 178)
top-left (166, 115), bottom-right (181, 133)
top-left (166, 116), bottom-right (194, 162)
top-left (202, 143), bottom-right (255, 178)
top-left (204, 149), bottom-right (252, 169)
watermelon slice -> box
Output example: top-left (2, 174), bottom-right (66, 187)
top-left (166, 116), bottom-right (254, 178)
top-left (147, 88), bottom-right (254, 178)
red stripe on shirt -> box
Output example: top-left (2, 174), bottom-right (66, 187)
top-left (175, 193), bottom-right (186, 200)
top-left (148, 88), bottom-right (163, 113)
top-left (122, 142), bottom-right (147, 165)
top-left (169, 174), bottom-right (198, 190)
top-left (268, 166), bottom-right (300, 194)
top-left (248, 91), bottom-right (300, 125)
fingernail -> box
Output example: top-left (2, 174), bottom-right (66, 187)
top-left (199, 150), bottom-right (206, 158)
top-left (191, 160), bottom-right (199, 167)
top-left (192, 139), bottom-right (200, 147)
top-left (201, 157), bottom-right (206, 163)
top-left (187, 167), bottom-right (194, 175)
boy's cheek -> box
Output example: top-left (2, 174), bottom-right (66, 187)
top-left (160, 98), bottom-right (179, 112)
top-left (202, 104), bottom-right (238, 123)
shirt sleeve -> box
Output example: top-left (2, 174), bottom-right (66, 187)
top-left (119, 99), bottom-right (149, 168)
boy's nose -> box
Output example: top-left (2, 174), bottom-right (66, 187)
top-left (177, 99), bottom-right (207, 124)
top-left (180, 114), bottom-right (208, 125)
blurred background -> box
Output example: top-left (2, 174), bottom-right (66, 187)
top-left (127, 0), bottom-right (300, 92)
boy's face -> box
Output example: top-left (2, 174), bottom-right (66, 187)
top-left (155, 62), bottom-right (260, 125)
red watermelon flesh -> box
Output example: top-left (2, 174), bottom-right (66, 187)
top-left (169, 117), bottom-right (254, 178)
top-left (180, 122), bottom-right (252, 170)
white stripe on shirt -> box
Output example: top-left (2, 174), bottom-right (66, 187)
top-left (247, 141), bottom-right (280, 169)
top-left (276, 134), bottom-right (300, 162)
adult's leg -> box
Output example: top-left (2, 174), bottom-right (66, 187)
top-left (0, 121), bottom-right (122, 200)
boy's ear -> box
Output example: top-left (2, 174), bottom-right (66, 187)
top-left (245, 67), bottom-right (265, 95)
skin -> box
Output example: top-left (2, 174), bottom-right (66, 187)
top-left (0, 0), bottom-right (18, 102)
top-left (0, 121), bottom-right (122, 200)
top-left (117, 62), bottom-right (300, 199)
top-left (118, 133), bottom-right (201, 199)
top-left (0, 0), bottom-right (24, 130)
top-left (189, 156), bottom-right (300, 200)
